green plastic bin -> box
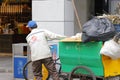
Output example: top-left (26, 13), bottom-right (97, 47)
top-left (59, 41), bottom-right (104, 76)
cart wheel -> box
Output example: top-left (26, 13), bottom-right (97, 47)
top-left (23, 60), bottom-right (49, 80)
top-left (69, 66), bottom-right (96, 80)
top-left (23, 60), bottom-right (32, 80)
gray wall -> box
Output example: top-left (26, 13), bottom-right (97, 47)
top-left (32, 0), bottom-right (95, 35)
top-left (74, 0), bottom-right (94, 34)
top-left (32, 0), bottom-right (74, 36)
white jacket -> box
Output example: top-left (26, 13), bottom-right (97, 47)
top-left (26, 28), bottom-right (66, 61)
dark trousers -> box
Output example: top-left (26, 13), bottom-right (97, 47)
top-left (32, 57), bottom-right (60, 80)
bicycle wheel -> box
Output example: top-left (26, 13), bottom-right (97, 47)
top-left (69, 66), bottom-right (96, 80)
top-left (23, 60), bottom-right (49, 80)
top-left (23, 60), bottom-right (32, 80)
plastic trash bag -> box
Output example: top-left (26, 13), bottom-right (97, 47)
top-left (71, 33), bottom-right (82, 39)
top-left (82, 17), bottom-right (116, 42)
top-left (100, 39), bottom-right (120, 60)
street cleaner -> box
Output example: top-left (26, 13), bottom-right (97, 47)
top-left (26, 20), bottom-right (66, 80)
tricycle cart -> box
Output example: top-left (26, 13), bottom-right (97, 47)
top-left (59, 39), bottom-right (120, 80)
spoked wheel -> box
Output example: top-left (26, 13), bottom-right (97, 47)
top-left (69, 66), bottom-right (96, 80)
top-left (23, 60), bottom-right (32, 80)
top-left (23, 60), bottom-right (49, 80)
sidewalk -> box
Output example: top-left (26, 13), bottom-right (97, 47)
top-left (0, 53), bottom-right (33, 80)
top-left (0, 53), bottom-right (12, 72)
top-left (0, 53), bottom-right (13, 80)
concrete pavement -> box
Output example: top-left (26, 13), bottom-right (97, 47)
top-left (0, 54), bottom-right (35, 80)
top-left (0, 56), bottom-right (12, 72)
top-left (0, 55), bottom-right (13, 80)
top-left (0, 72), bottom-right (13, 80)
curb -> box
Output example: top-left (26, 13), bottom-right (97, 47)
top-left (0, 53), bottom-right (12, 57)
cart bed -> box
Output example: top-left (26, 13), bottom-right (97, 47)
top-left (59, 41), bottom-right (104, 76)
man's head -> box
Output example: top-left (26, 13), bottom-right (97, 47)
top-left (26, 20), bottom-right (37, 29)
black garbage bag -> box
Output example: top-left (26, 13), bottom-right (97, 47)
top-left (82, 17), bottom-right (116, 42)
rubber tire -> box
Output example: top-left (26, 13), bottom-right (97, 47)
top-left (69, 66), bottom-right (96, 80)
top-left (23, 60), bottom-right (32, 80)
